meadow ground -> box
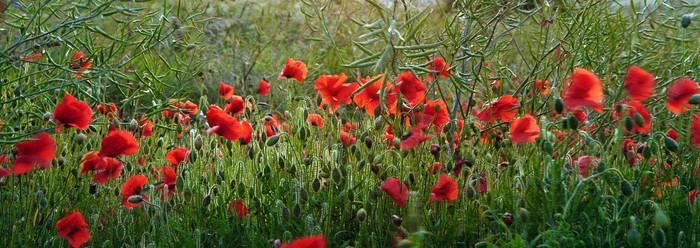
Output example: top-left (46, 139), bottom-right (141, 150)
top-left (0, 0), bottom-right (699, 247)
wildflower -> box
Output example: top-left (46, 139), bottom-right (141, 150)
top-left (429, 57), bottom-right (451, 78)
top-left (691, 114), bottom-right (700, 149)
top-left (340, 131), bottom-right (356, 148)
top-left (155, 166), bottom-right (176, 199)
top-left (206, 106), bottom-right (252, 144)
top-left (0, 168), bottom-right (9, 179)
top-left (477, 172), bottom-right (488, 194)
top-left (429, 162), bottom-right (442, 174)
top-left (70, 51), bottom-right (91, 77)
top-left (95, 102), bottom-right (117, 119)
top-left (257, 80), bottom-right (271, 95)
top-left (307, 114), bottom-right (324, 129)
top-left (120, 175), bottom-right (149, 209)
top-left (624, 66), bottom-right (655, 101)
top-left (79, 151), bottom-right (104, 176)
top-left (278, 58), bottom-right (308, 83)
top-left (227, 200), bottom-right (249, 219)
top-left (508, 115), bottom-right (540, 144)
top-left (224, 95), bottom-right (246, 116)
top-left (92, 158), bottom-right (122, 185)
top-left (475, 95), bottom-right (519, 122)
top-left (343, 122), bottom-right (357, 132)
top-left (427, 173), bottom-right (458, 203)
top-left (56, 210), bottom-right (90, 248)
top-left (400, 125), bottom-right (431, 149)
top-left (421, 99), bottom-right (449, 128)
top-left (577, 156), bottom-right (599, 177)
top-left (393, 72), bottom-right (426, 106)
top-left (353, 75), bottom-right (397, 116)
top-left (165, 147), bottom-right (189, 166)
top-left (162, 100), bottom-right (198, 118)
top-left (314, 74), bottom-right (358, 112)
top-left (52, 93), bottom-right (93, 132)
top-left (136, 115), bottom-right (153, 138)
top-left (219, 82), bottom-right (234, 100)
top-left (12, 132), bottom-right (56, 174)
top-left (280, 235), bottom-right (326, 248)
top-left (534, 80), bottom-right (550, 94)
top-left (99, 130), bottom-right (138, 157)
top-left (666, 77), bottom-right (699, 114)
top-left (626, 101), bottom-right (651, 133)
top-left (562, 68), bottom-right (603, 112)
top-left (380, 177), bottom-right (409, 207)
top-left (666, 129), bottom-right (678, 141)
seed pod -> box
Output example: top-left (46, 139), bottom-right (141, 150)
top-left (189, 151), bottom-right (197, 163)
top-left (392, 215), bottom-right (402, 226)
top-left (203, 195), bottom-right (211, 207)
top-left (129, 119), bottom-right (139, 131)
top-left (554, 98), bottom-right (564, 115)
top-left (654, 208), bottom-right (670, 229)
top-left (626, 228), bottom-right (641, 247)
top-left (624, 117), bottom-right (635, 132)
top-left (466, 186), bottom-right (475, 200)
top-left (266, 135), bottom-right (280, 146)
top-left (517, 208), bottom-right (530, 222)
top-left (642, 143), bottom-right (653, 160)
top-left (237, 182), bottom-right (246, 197)
top-left (370, 164), bottom-right (380, 174)
top-left (595, 161), bottom-right (606, 174)
top-left (357, 159), bottom-right (366, 170)
top-left (300, 188), bottom-right (308, 202)
top-left (373, 154), bottom-right (384, 164)
top-left (157, 137), bottom-right (164, 147)
top-left (194, 135), bottom-right (203, 150)
top-left (620, 180), bottom-right (633, 197)
top-left (312, 178), bottom-right (321, 192)
top-left (356, 208), bottom-right (367, 223)
top-left (567, 114), bottom-right (579, 130)
top-left (293, 203), bottom-right (301, 217)
top-left (653, 229), bottom-right (666, 247)
top-left (681, 14), bottom-right (691, 28)
top-left (374, 116), bottom-right (383, 130)
top-left (633, 112), bottom-right (645, 127)
top-left (393, 138), bottom-right (401, 150)
top-left (332, 168), bottom-right (342, 185)
top-left (128, 195), bottom-right (143, 204)
top-left (664, 137), bottom-right (678, 153)
top-left (542, 140), bottom-right (554, 155)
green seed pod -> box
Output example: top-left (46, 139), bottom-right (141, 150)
top-left (129, 119), bottom-right (139, 132)
top-left (266, 135), bottom-right (281, 146)
top-left (654, 208), bottom-right (670, 228)
top-left (620, 180), bottom-right (633, 197)
top-left (664, 137), bottom-right (678, 153)
top-left (356, 208), bottom-right (367, 223)
top-left (626, 229), bottom-right (641, 247)
top-left (633, 113), bottom-right (645, 127)
top-left (157, 137), bottom-right (164, 147)
top-left (554, 98), bottom-right (564, 115)
top-left (393, 138), bottom-right (401, 150)
top-left (348, 188), bottom-right (354, 201)
top-left (517, 207), bottom-right (530, 222)
top-left (561, 119), bottom-right (568, 130)
top-left (374, 116), bottom-right (383, 130)
top-left (373, 105), bottom-right (382, 117)
top-left (237, 182), bottom-right (246, 197)
top-left (293, 202), bottom-right (301, 217)
top-left (264, 165), bottom-right (272, 175)
top-left (194, 135), bottom-right (203, 150)
top-left (300, 188), bottom-right (308, 202)
top-left (373, 154), bottom-right (385, 164)
top-left (624, 116), bottom-right (635, 132)
top-left (542, 140), bottom-right (554, 155)
top-left (466, 186), bottom-right (475, 200)
top-left (117, 223), bottom-right (126, 240)
top-left (595, 161), bottom-right (606, 174)
top-left (278, 157), bottom-right (285, 169)
top-left (312, 178), bottom-right (321, 193)
top-left (653, 229), bottom-right (666, 247)
top-left (203, 195), bottom-right (211, 207)
top-left (332, 167), bottom-right (342, 185)
top-left (567, 114), bottom-right (579, 130)
top-left (176, 176), bottom-right (184, 191)
top-left (643, 143), bottom-right (653, 160)
top-left (681, 14), bottom-right (691, 28)
top-left (188, 151), bottom-right (197, 163)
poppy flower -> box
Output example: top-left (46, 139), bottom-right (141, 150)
top-left (400, 125), bottom-right (431, 149)
top-left (691, 114), bottom-right (700, 149)
top-left (165, 147), bottom-right (189, 166)
top-left (206, 108), bottom-right (252, 144)
top-left (280, 235), bottom-right (326, 248)
top-left (95, 102), bottom-right (117, 119)
top-left (624, 66), bottom-right (655, 101)
top-left (622, 138), bottom-right (638, 165)
top-left (0, 168), bottom-right (10, 179)
top-left (429, 162), bottom-right (442, 174)
top-left (227, 200), bottom-right (249, 219)
top-left (79, 151), bottom-right (104, 176)
top-left (667, 129), bottom-right (678, 141)
top-left (12, 132), bottom-right (56, 174)
top-left (343, 122), bottom-right (358, 132)
top-left (421, 99), bottom-right (449, 128)
top-left (277, 58), bottom-right (308, 83)
top-left (92, 158), bottom-right (122, 185)
top-left (225, 95), bottom-right (246, 116)
top-left (626, 101), bottom-right (651, 133)
top-left (257, 80), bottom-right (271, 95)
top-left (219, 82), bottom-right (234, 100)
top-left (562, 68), bottom-right (603, 112)
top-left (427, 173), bottom-right (459, 203)
top-left (162, 100), bottom-right (198, 118)
top-left (353, 75), bottom-right (398, 116)
top-left (70, 51), bottom-right (91, 77)
top-left (428, 57), bottom-right (451, 78)
top-left (314, 74), bottom-right (358, 112)
top-left (155, 166), bottom-right (176, 199)
top-left (508, 115), bottom-right (540, 144)
top-left (475, 95), bottom-right (519, 122)
top-left (137, 115), bottom-right (153, 138)
top-left (380, 177), bottom-right (409, 207)
top-left (307, 114), bottom-right (324, 129)
top-left (56, 210), bottom-right (90, 248)
top-left (393, 72), bottom-right (426, 106)
top-left (121, 175), bottom-right (149, 209)
top-left (340, 131), bottom-right (356, 148)
top-left (99, 130), bottom-right (138, 158)
top-left (477, 172), bottom-right (488, 194)
top-left (534, 80), bottom-right (550, 94)
top-left (577, 156), bottom-right (599, 177)
top-left (666, 77), bottom-right (700, 114)
top-left (264, 114), bottom-right (282, 137)
top-left (52, 93), bottom-right (93, 132)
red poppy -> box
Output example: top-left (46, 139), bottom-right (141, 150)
top-left (165, 147), bottom-right (189, 166)
top-left (0, 168), bottom-right (9, 179)
top-left (667, 129), bottom-right (678, 141)
top-left (343, 122), bottom-right (358, 132)
top-left (475, 95), bottom-right (519, 122)
top-left (508, 115), bottom-right (540, 144)
top-left (277, 58), bottom-right (308, 83)
top-left (257, 80), bottom-right (271, 95)
top-left (534, 80), bottom-right (550, 94)
top-left (666, 77), bottom-right (700, 114)
top-left (421, 99), bottom-right (449, 128)
top-left (92, 158), bottom-right (122, 185)
top-left (121, 175), bottom-right (149, 209)
top-left (562, 68), bottom-right (603, 112)
top-left (163, 100), bottom-right (198, 118)
top-left (340, 131), bottom-right (356, 148)
top-left (624, 66), bottom-right (655, 101)
top-left (353, 75), bottom-right (398, 116)
top-left (626, 101), bottom-right (651, 133)
top-left (577, 156), bottom-right (599, 177)
top-left (314, 74), bottom-right (358, 112)
top-left (691, 114), bottom-right (700, 149)
top-left (393, 72), bottom-right (426, 106)
top-left (264, 114), bottom-right (282, 137)
top-left (99, 130), bottom-right (138, 158)
top-left (56, 210), bottom-right (90, 248)
top-left (380, 177), bottom-right (409, 207)
top-left (307, 114), bottom-right (324, 129)
top-left (155, 166), bottom-right (176, 199)
top-left (400, 125), bottom-right (431, 149)
top-left (622, 138), bottom-right (638, 165)
top-left (428, 57), bottom-right (451, 78)
top-left (70, 51), bottom-right (91, 77)
top-left (477, 172), bottom-right (488, 194)
top-left (219, 82), bottom-right (234, 100)
top-left (428, 173), bottom-right (459, 203)
top-left (225, 95), bottom-right (246, 116)
top-left (95, 102), bottom-right (117, 119)
top-left (429, 162), bottom-right (442, 174)
top-left (79, 151), bottom-right (104, 176)
top-left (137, 115), bottom-right (153, 138)
top-left (52, 93), bottom-right (93, 132)
top-left (280, 235), bottom-right (326, 248)
top-left (690, 190), bottom-right (697, 205)
top-left (12, 132), bottom-right (56, 174)
top-left (206, 107), bottom-right (252, 144)
top-left (227, 200), bottom-right (249, 219)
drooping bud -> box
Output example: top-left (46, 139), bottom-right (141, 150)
top-left (127, 195), bottom-right (143, 204)
top-left (624, 117), bottom-right (635, 132)
top-left (430, 144), bottom-right (440, 157)
top-left (43, 112), bottom-right (51, 122)
top-left (370, 164), bottom-right (380, 174)
top-left (633, 113), bottom-right (645, 127)
top-left (129, 119), bottom-right (139, 131)
top-left (89, 183), bottom-right (97, 195)
top-left (653, 229), bottom-right (666, 248)
top-left (312, 178), bottom-right (321, 192)
top-left (626, 228), bottom-right (641, 247)
top-left (76, 133), bottom-right (86, 145)
top-left (332, 167), bottom-right (342, 185)
top-left (554, 98), bottom-right (564, 115)
top-left (194, 135), bottom-right (203, 150)
top-left (364, 136), bottom-right (373, 149)
top-left (681, 14), bottom-right (691, 28)
top-left (356, 208), bottom-right (367, 223)
top-left (664, 137), bottom-right (678, 153)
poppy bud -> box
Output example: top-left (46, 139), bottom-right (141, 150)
top-left (237, 182), bottom-right (246, 196)
top-left (332, 167), bottom-right (342, 185)
top-left (176, 176), bottom-right (184, 191)
top-left (516, 207), bottom-right (530, 222)
top-left (266, 134), bottom-right (280, 146)
top-left (409, 173), bottom-right (415, 184)
top-left (304, 157), bottom-right (312, 165)
top-left (312, 178), bottom-right (321, 192)
top-left (300, 188), bottom-right (308, 202)
top-left (298, 126), bottom-right (307, 140)
top-left (623, 116), bottom-right (634, 132)
top-left (14, 86), bottom-right (21, 97)
top-left (654, 207), bottom-right (670, 228)
top-left (157, 137), bottom-right (164, 147)
top-left (356, 208), bottom-right (367, 223)
top-left (393, 138), bottom-right (401, 150)
top-left (466, 186), bottom-right (476, 200)
top-left (288, 164), bottom-right (297, 176)
top-left (503, 213), bottom-right (513, 226)
top-left (620, 180), bottom-right (633, 197)
top-left (129, 119), bottom-right (139, 131)
top-left (273, 239), bottom-right (282, 248)
top-left (364, 136), bottom-right (373, 149)
top-left (74, 133), bottom-right (86, 145)
top-left (632, 112), bottom-right (644, 127)
top-left (567, 114), bottom-right (579, 130)
top-left (681, 14), bottom-right (691, 28)
top-left (688, 94), bottom-right (700, 105)
top-left (595, 161), bottom-right (606, 174)
top-left (43, 112), bottom-right (51, 122)
top-left (517, 198), bottom-right (526, 208)
top-left (626, 228), bottom-right (641, 247)
top-left (391, 215), bottom-right (402, 226)
top-left (653, 229), bottom-right (666, 247)
top-left (642, 143), bottom-right (652, 159)
top-left (374, 116), bottom-right (383, 130)
top-left (89, 183), bottom-right (97, 195)
top-left (663, 137), bottom-right (678, 153)
top-left (554, 98), bottom-right (564, 115)
top-left (373, 105), bottom-right (382, 117)
top-left (127, 195), bottom-right (143, 204)
top-left (189, 151), bottom-right (198, 163)
top-left (373, 154), bottom-right (385, 164)
top-left (278, 157), bottom-right (285, 169)
top-left (111, 117), bottom-right (120, 129)
top-left (370, 164), bottom-right (380, 174)
top-left (194, 135), bottom-right (203, 150)
top-left (293, 202), bottom-right (301, 216)
top-left (282, 207), bottom-right (290, 221)
top-left (430, 144), bottom-right (440, 157)
top-left (542, 140), bottom-right (554, 155)
top-left (57, 157), bottom-right (64, 167)
top-left (264, 115), bottom-right (273, 122)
